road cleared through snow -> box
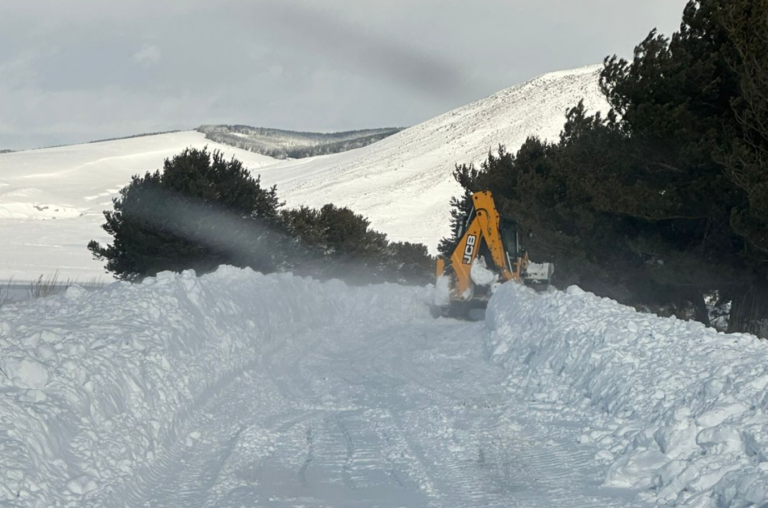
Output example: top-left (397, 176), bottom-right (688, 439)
top-left (91, 311), bottom-right (646, 508)
top-left (1, 268), bottom-right (766, 507)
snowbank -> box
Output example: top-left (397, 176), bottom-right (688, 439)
top-left (485, 284), bottom-right (768, 507)
top-left (0, 267), bottom-right (430, 507)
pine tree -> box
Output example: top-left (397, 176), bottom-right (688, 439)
top-left (88, 147), bottom-right (282, 280)
top-left (439, 0), bottom-right (768, 333)
top-left (437, 163), bottom-right (479, 259)
top-left (281, 204), bottom-right (432, 284)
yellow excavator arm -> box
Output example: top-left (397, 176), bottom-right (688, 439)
top-left (434, 191), bottom-right (547, 317)
top-left (449, 191), bottom-right (525, 299)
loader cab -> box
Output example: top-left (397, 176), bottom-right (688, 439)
top-left (500, 218), bottom-right (521, 259)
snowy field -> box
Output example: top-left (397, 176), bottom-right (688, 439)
top-left (1, 268), bottom-right (766, 507)
top-left (0, 65), bottom-right (605, 281)
top-left (0, 132), bottom-right (278, 281)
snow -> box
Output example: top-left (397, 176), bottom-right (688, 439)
top-left (1, 267), bottom-right (766, 506)
top-left (485, 283), bottom-right (768, 507)
top-left (2, 358), bottom-right (50, 389)
top-left (0, 132), bottom-right (279, 281)
top-left (0, 65), bottom-right (606, 280)
top-left (0, 267), bottom-right (431, 507)
top-left (258, 65), bottom-right (606, 253)
top-left (433, 274), bottom-right (452, 307)
top-left (2, 61), bottom-right (765, 506)
top-left (470, 257), bottom-right (497, 286)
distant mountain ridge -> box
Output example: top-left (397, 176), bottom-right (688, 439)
top-left (196, 125), bottom-right (403, 159)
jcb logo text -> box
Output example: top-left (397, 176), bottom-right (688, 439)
top-left (462, 235), bottom-right (476, 264)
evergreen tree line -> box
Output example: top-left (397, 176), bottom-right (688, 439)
top-left (441, 0), bottom-right (768, 336)
top-left (88, 147), bottom-right (432, 285)
top-left (197, 126), bottom-right (402, 160)
top-left (279, 132), bottom-right (401, 159)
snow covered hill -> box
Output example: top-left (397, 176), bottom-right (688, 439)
top-left (1, 268), bottom-right (765, 507)
top-left (256, 65), bottom-right (605, 249)
top-left (0, 132), bottom-right (280, 281)
top-left (0, 65), bottom-right (605, 281)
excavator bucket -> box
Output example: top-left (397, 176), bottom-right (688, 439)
top-left (523, 262), bottom-right (554, 287)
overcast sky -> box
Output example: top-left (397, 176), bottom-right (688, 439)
top-left (0, 0), bottom-right (689, 150)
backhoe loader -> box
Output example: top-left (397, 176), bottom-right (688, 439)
top-left (432, 191), bottom-right (553, 318)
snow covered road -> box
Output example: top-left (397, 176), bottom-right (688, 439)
top-left (3, 268), bottom-right (767, 507)
top-left (87, 310), bottom-right (646, 507)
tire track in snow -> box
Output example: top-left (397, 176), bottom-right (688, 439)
top-left (78, 354), bottom-right (265, 508)
top-left (334, 414), bottom-right (356, 489)
top-left (297, 426), bottom-right (314, 486)
top-left (79, 325), bottom-right (327, 508)
top-left (87, 310), bottom-right (654, 507)
top-left (372, 321), bottom-right (648, 508)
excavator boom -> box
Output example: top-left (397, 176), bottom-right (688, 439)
top-left (449, 192), bottom-right (519, 299)
top-left (433, 191), bottom-right (551, 318)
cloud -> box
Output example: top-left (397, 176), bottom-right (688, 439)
top-left (0, 0), bottom-right (691, 149)
top-left (132, 44), bottom-right (161, 66)
top-left (258, 2), bottom-right (470, 100)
